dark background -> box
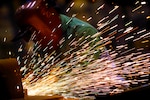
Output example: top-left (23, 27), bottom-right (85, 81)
top-left (0, 0), bottom-right (150, 99)
top-left (0, 0), bottom-right (149, 59)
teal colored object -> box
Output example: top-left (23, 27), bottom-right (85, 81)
top-left (58, 14), bottom-right (105, 60)
top-left (60, 14), bottom-right (98, 38)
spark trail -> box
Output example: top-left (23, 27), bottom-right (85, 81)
top-left (17, 1), bottom-right (150, 100)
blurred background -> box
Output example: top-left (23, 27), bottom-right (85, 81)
top-left (0, 0), bottom-right (150, 99)
top-left (0, 0), bottom-right (149, 59)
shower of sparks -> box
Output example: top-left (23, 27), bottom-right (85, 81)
top-left (16, 1), bottom-right (150, 100)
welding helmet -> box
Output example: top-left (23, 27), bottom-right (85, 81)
top-left (12, 0), bottom-right (62, 50)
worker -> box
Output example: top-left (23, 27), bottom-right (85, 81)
top-left (12, 0), bottom-right (104, 60)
